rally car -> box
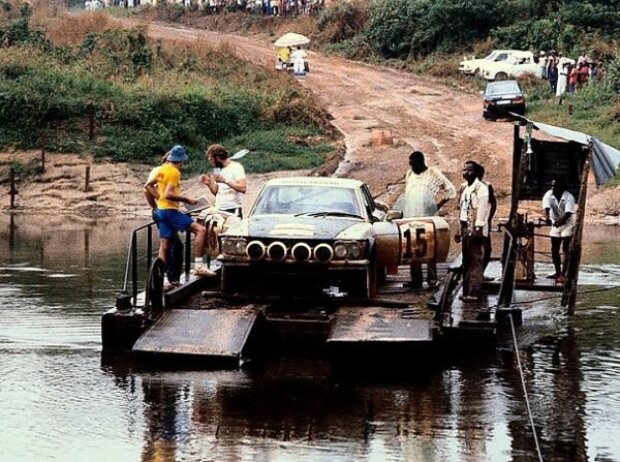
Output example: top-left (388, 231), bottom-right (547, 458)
top-left (200, 177), bottom-right (450, 298)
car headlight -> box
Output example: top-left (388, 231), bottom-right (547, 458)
top-left (221, 237), bottom-right (247, 256)
top-left (333, 241), bottom-right (366, 260)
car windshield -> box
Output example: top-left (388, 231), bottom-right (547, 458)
top-left (486, 81), bottom-right (521, 96)
top-left (484, 51), bottom-right (498, 60)
top-left (252, 185), bottom-right (363, 218)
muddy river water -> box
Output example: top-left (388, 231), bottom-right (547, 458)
top-left (1, 216), bottom-right (619, 462)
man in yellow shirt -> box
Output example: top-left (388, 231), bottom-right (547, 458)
top-left (146, 145), bottom-right (211, 277)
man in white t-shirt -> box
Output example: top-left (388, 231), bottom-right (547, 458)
top-left (542, 177), bottom-right (576, 283)
top-left (455, 160), bottom-right (491, 301)
top-left (202, 144), bottom-right (247, 217)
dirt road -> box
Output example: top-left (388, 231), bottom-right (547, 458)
top-left (145, 22), bottom-right (514, 211)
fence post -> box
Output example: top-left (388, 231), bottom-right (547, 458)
top-left (9, 168), bottom-right (18, 209)
top-left (84, 166), bottom-right (91, 192)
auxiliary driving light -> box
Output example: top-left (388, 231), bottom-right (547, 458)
top-left (314, 243), bottom-right (334, 263)
top-left (292, 243), bottom-right (311, 262)
top-left (246, 240), bottom-right (266, 260)
top-left (267, 241), bottom-right (288, 262)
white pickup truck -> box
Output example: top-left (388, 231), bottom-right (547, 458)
top-left (480, 51), bottom-right (542, 81)
top-left (459, 50), bottom-right (522, 76)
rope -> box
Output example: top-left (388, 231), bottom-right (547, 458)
top-left (489, 285), bottom-right (620, 310)
top-left (509, 312), bottom-right (545, 462)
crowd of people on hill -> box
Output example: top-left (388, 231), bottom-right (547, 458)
top-left (537, 50), bottom-right (606, 99)
top-left (91, 0), bottom-right (325, 16)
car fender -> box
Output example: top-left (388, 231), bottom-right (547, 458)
top-left (373, 216), bottom-right (451, 266)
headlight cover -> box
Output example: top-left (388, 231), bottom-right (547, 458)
top-left (333, 240), bottom-right (367, 260)
top-left (221, 237), bottom-right (247, 256)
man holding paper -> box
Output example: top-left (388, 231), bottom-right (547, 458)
top-left (202, 144), bottom-right (247, 217)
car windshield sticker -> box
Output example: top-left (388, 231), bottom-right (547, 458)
top-left (270, 223), bottom-right (316, 237)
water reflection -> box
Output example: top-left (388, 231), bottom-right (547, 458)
top-left (1, 217), bottom-right (620, 461)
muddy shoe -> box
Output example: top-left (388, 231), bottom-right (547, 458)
top-left (192, 265), bottom-right (217, 277)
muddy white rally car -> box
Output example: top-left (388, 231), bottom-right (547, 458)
top-left (200, 177), bottom-right (450, 298)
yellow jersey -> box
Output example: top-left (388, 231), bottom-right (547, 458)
top-left (278, 47), bottom-right (291, 62)
top-left (156, 163), bottom-right (181, 210)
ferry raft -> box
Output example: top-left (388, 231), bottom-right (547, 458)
top-left (102, 118), bottom-right (620, 368)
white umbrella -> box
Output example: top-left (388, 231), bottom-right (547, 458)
top-left (273, 32), bottom-right (310, 48)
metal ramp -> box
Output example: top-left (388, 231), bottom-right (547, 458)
top-left (133, 307), bottom-right (259, 364)
top-left (327, 307), bottom-right (434, 345)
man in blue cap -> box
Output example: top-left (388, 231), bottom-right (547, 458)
top-left (149, 145), bottom-right (211, 277)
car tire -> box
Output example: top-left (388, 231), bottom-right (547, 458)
top-left (495, 72), bottom-right (508, 81)
top-left (473, 68), bottom-right (480, 77)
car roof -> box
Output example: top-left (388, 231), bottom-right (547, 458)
top-left (264, 177), bottom-right (364, 188)
top-left (485, 80), bottom-right (522, 94)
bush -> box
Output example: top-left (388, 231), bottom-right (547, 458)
top-left (366, 0), bottom-right (501, 59)
top-left (315, 0), bottom-right (368, 44)
top-left (0, 16), bottom-right (335, 170)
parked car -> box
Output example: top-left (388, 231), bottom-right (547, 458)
top-left (459, 50), bottom-right (520, 76)
top-left (198, 177), bottom-right (450, 298)
top-left (480, 51), bottom-right (542, 81)
top-left (483, 80), bottom-right (525, 120)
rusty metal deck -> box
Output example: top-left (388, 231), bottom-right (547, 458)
top-left (133, 307), bottom-right (259, 360)
top-left (327, 307), bottom-right (434, 344)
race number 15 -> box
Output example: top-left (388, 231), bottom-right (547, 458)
top-left (403, 226), bottom-right (427, 260)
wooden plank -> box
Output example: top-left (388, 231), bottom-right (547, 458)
top-left (133, 308), bottom-right (258, 358)
top-left (327, 307), bottom-right (433, 343)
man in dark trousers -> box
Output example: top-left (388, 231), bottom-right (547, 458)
top-left (476, 164), bottom-right (497, 276)
top-left (455, 161), bottom-right (491, 302)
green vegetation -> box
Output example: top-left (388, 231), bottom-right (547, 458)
top-left (0, 10), bottom-right (333, 173)
top-left (311, 0), bottom-right (620, 174)
top-left (315, 0), bottom-right (620, 60)
top-left (526, 55), bottom-right (620, 172)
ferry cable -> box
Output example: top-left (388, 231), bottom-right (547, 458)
top-left (489, 285), bottom-right (620, 310)
top-left (508, 311), bottom-right (545, 462)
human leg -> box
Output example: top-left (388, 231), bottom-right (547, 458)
top-left (409, 262), bottom-right (423, 289)
top-left (560, 235), bottom-right (572, 277)
top-left (189, 221), bottom-right (214, 277)
top-left (463, 235), bottom-right (484, 300)
top-left (550, 236), bottom-right (562, 277)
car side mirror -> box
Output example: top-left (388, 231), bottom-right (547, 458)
top-left (385, 210), bottom-right (403, 221)
top-left (374, 200), bottom-right (389, 212)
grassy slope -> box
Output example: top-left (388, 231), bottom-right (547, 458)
top-left (0, 8), bottom-right (336, 179)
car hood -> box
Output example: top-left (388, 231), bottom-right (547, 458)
top-left (226, 215), bottom-right (373, 240)
top-left (460, 58), bottom-right (487, 67)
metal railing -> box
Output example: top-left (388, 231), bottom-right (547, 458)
top-left (119, 221), bottom-right (192, 308)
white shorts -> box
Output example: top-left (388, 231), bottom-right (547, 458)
top-left (550, 222), bottom-right (574, 238)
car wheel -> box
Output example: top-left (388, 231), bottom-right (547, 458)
top-left (495, 72), bottom-right (508, 81)
top-left (473, 68), bottom-right (480, 77)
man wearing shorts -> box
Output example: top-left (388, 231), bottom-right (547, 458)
top-left (542, 178), bottom-right (576, 283)
top-left (151, 145), bottom-right (211, 277)
top-left (202, 144), bottom-right (247, 217)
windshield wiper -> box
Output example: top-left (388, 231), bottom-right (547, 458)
top-left (294, 211), bottom-right (364, 219)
